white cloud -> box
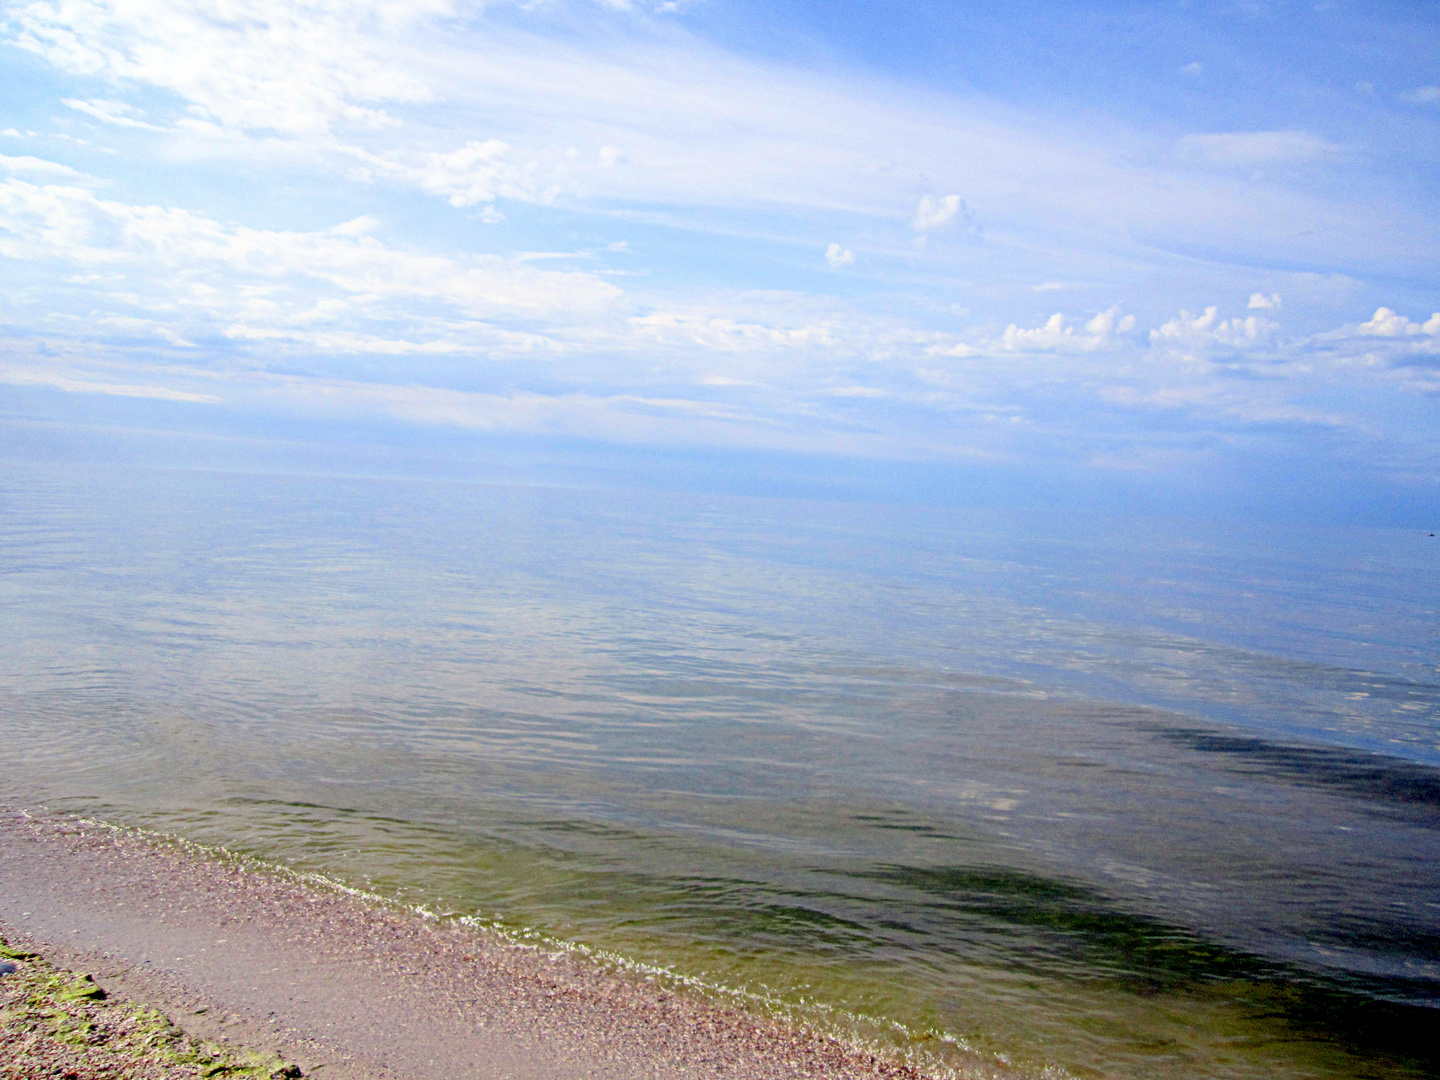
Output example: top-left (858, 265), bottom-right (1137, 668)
top-left (999, 312), bottom-right (1068, 350)
top-left (5, 246), bottom-right (1439, 468)
top-left (329, 215), bottom-right (381, 237)
top-left (923, 342), bottom-right (977, 359)
top-left (628, 311), bottom-right (837, 353)
top-left (1179, 61), bottom-right (1204, 78)
top-left (1288, 308), bottom-right (1440, 397)
top-left (223, 326), bottom-right (474, 354)
top-left (2, 0), bottom-right (1438, 478)
top-left (1358, 307), bottom-right (1440, 337)
top-left (97, 314), bottom-right (196, 346)
top-left (0, 153), bottom-right (93, 181)
top-left (408, 140), bottom-right (544, 207)
top-left (62, 98), bottom-right (164, 130)
top-left (911, 193), bottom-right (962, 232)
top-left (1149, 307), bottom-right (1278, 350)
top-left (0, 176), bottom-right (622, 336)
top-left (12, 0), bottom-right (445, 136)
top-left (1094, 379), bottom-right (1351, 427)
top-left (3, 0), bottom-right (1427, 277)
top-left (1176, 131), bottom-right (1341, 169)
top-left (1084, 307), bottom-right (1136, 337)
top-left (0, 365), bottom-right (220, 401)
top-left (1000, 307), bottom-right (1135, 352)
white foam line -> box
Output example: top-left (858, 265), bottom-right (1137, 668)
top-left (52, 807), bottom-right (1072, 1080)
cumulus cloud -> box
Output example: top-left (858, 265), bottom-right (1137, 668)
top-left (2, 0), bottom-right (1438, 478)
top-left (1083, 307), bottom-right (1136, 337)
top-left (1358, 307), bottom-right (1440, 336)
top-left (909, 194), bottom-right (979, 249)
top-left (914, 300), bottom-right (1414, 440)
top-left (912, 194), bottom-right (962, 231)
top-left (999, 307), bottom-right (1135, 352)
top-left (5, 211), bottom-right (1439, 466)
top-left (2, 0), bottom-right (1423, 279)
top-left (1287, 307), bottom-right (1440, 397)
top-left (1400, 86), bottom-right (1440, 105)
top-left (1175, 131), bottom-right (1341, 169)
top-left (1149, 307), bottom-right (1277, 349)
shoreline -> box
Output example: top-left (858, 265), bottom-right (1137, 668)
top-left (1, 931), bottom-right (304, 1080)
top-left (0, 805), bottom-right (989, 1080)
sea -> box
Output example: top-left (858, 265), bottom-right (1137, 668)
top-left (3, 460), bottom-right (1437, 1080)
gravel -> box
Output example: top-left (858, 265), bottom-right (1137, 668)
top-left (0, 807), bottom-right (995, 1080)
top-left (1, 933), bottom-right (301, 1079)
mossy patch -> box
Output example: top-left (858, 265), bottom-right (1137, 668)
top-left (0, 933), bottom-right (302, 1079)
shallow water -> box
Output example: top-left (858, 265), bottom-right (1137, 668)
top-left (3, 462), bottom-right (1438, 1078)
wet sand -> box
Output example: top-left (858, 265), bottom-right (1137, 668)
top-left (0, 806), bottom-right (958, 1080)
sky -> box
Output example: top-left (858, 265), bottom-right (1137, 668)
top-left (0, 0), bottom-right (1437, 520)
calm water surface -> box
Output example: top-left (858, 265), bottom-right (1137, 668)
top-left (3, 462), bottom-right (1438, 1079)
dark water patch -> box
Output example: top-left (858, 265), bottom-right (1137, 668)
top-left (1269, 984), bottom-right (1440, 1079)
top-left (1144, 727), bottom-right (1440, 816)
top-left (854, 864), bottom-right (1268, 989)
top-left (1306, 914), bottom-right (1440, 967)
top-left (9, 464), bottom-right (1440, 1080)
top-left (850, 813), bottom-right (968, 838)
top-left (727, 899), bottom-right (879, 940)
top-left (225, 797), bottom-right (428, 831)
top-left (855, 863), bottom-right (1440, 1075)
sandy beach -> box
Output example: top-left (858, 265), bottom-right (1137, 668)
top-left (0, 806), bottom-right (956, 1080)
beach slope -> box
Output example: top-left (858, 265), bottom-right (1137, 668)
top-left (0, 807), bottom-right (942, 1080)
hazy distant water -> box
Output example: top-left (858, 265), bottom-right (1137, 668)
top-left (3, 462), bottom-right (1438, 1079)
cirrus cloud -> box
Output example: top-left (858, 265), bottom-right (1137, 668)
top-left (1175, 130), bottom-right (1342, 170)
top-left (10, 0), bottom-right (447, 136)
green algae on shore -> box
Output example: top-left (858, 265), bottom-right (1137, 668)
top-left (0, 936), bottom-right (301, 1080)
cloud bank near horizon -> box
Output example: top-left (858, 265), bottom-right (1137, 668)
top-left (1, 0), bottom-right (1437, 510)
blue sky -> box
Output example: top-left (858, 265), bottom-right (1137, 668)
top-left (1, 0), bottom-right (1437, 518)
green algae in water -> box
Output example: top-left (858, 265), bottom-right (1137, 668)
top-left (49, 794), bottom-right (1440, 1080)
top-left (7, 467), bottom-right (1440, 1080)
